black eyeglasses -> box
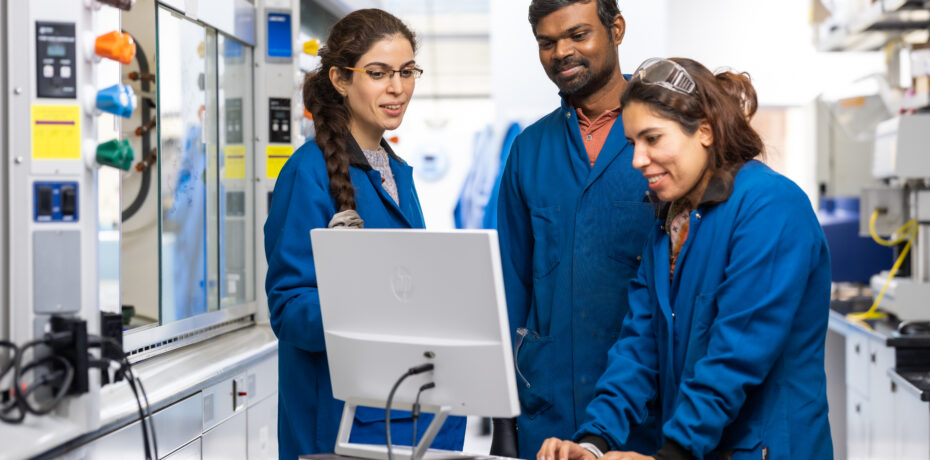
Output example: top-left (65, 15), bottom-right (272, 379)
top-left (344, 66), bottom-right (424, 81)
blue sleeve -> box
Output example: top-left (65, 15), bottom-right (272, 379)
top-left (264, 158), bottom-right (334, 353)
top-left (496, 140), bottom-right (532, 345)
top-left (574, 254), bottom-right (661, 449)
top-left (663, 188), bottom-right (823, 457)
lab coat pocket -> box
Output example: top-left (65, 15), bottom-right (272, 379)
top-left (607, 201), bottom-right (654, 268)
top-left (513, 330), bottom-right (555, 418)
top-left (530, 206), bottom-right (561, 279)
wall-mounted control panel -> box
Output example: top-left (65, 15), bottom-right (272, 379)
top-left (34, 182), bottom-right (79, 222)
top-left (35, 21), bottom-right (77, 98)
top-left (268, 97), bottom-right (290, 143)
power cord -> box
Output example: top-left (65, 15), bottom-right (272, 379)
top-left (411, 382), bottom-right (435, 460)
top-left (0, 324), bottom-right (157, 459)
top-left (89, 336), bottom-right (159, 460)
top-left (0, 338), bottom-right (75, 424)
top-left (385, 363), bottom-right (434, 460)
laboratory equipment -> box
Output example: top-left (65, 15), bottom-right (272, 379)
top-left (311, 229), bottom-right (521, 460)
top-left (1, 0), bottom-right (299, 457)
top-left (860, 114), bottom-right (930, 321)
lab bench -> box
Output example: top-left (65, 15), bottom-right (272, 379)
top-left (0, 324), bottom-right (279, 460)
top-left (826, 308), bottom-right (930, 460)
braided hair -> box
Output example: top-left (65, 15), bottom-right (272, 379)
top-left (302, 9), bottom-right (416, 212)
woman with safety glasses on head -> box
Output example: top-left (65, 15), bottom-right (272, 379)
top-left (264, 9), bottom-right (465, 460)
top-left (537, 58), bottom-right (832, 460)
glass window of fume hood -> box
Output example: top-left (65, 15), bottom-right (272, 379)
top-left (111, 7), bottom-right (256, 338)
top-left (156, 8), bottom-right (217, 323)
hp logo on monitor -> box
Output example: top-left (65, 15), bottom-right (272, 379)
top-left (391, 266), bottom-right (414, 302)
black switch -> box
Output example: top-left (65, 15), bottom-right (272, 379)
top-left (37, 186), bottom-right (53, 216)
top-left (61, 186), bottom-right (76, 216)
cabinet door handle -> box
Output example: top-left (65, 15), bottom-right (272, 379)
top-left (871, 352), bottom-right (876, 363)
top-left (855, 344), bottom-right (860, 354)
top-left (855, 403), bottom-right (861, 413)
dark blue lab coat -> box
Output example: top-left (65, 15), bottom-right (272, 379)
top-left (265, 137), bottom-right (466, 460)
top-left (496, 97), bottom-right (658, 457)
top-left (576, 161), bottom-right (833, 459)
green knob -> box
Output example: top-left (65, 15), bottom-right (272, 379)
top-left (96, 139), bottom-right (134, 171)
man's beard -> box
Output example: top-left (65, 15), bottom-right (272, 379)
top-left (548, 56), bottom-right (613, 98)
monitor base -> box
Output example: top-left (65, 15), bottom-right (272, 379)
top-left (334, 398), bottom-right (453, 460)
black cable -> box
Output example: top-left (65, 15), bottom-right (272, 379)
top-left (17, 355), bottom-right (73, 416)
top-left (411, 382), bottom-right (435, 459)
top-left (385, 364), bottom-right (434, 460)
top-left (0, 341), bottom-right (24, 424)
top-left (92, 336), bottom-right (158, 459)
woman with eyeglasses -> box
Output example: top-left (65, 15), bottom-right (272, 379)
top-left (264, 9), bottom-right (465, 459)
top-left (537, 58), bottom-right (832, 460)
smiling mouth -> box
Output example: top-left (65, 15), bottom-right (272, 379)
top-left (381, 103), bottom-right (403, 110)
top-left (646, 173), bottom-right (667, 184)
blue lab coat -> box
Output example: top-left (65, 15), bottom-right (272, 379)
top-left (496, 97), bottom-right (658, 457)
top-left (575, 161), bottom-right (833, 459)
top-left (265, 137), bottom-right (466, 460)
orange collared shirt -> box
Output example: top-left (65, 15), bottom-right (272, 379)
top-left (576, 105), bottom-right (622, 166)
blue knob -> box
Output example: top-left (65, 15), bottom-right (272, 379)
top-left (96, 84), bottom-right (137, 118)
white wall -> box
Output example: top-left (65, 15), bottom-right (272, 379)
top-left (489, 0), bottom-right (671, 125)
top-left (663, 0), bottom-right (884, 107)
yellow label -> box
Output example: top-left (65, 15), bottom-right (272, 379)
top-left (224, 145), bottom-right (247, 179)
top-left (31, 105), bottom-right (81, 160)
top-left (266, 145), bottom-right (294, 179)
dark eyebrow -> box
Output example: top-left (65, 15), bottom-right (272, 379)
top-left (535, 23), bottom-right (592, 41)
top-left (635, 127), bottom-right (661, 138)
top-left (363, 60), bottom-right (417, 68)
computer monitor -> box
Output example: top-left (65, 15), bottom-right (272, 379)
top-left (310, 229), bottom-right (520, 460)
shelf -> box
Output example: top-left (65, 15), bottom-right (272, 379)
top-left (816, 0), bottom-right (930, 52)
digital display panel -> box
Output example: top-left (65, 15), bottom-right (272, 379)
top-left (266, 12), bottom-right (292, 59)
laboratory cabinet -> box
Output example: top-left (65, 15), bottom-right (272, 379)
top-left (827, 312), bottom-right (930, 460)
top-left (55, 326), bottom-right (279, 459)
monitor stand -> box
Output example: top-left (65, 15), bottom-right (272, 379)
top-left (335, 398), bottom-right (455, 460)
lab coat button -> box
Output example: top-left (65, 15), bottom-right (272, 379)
top-left (695, 212), bottom-right (702, 219)
top-left (565, 112), bottom-right (571, 119)
top-left (636, 255), bottom-right (642, 261)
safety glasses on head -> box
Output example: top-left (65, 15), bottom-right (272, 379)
top-left (630, 58), bottom-right (696, 96)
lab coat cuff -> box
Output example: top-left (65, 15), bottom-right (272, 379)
top-left (653, 439), bottom-right (693, 460)
top-left (576, 435), bottom-right (609, 456)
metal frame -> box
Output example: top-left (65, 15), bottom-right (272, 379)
top-left (123, 302), bottom-right (256, 359)
top-left (1, 0), bottom-right (8, 344)
top-left (335, 398), bottom-right (452, 460)
top-left (157, 0), bottom-right (256, 46)
top-left (119, 1), bottom-right (264, 358)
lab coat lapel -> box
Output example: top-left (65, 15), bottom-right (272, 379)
top-left (584, 117), bottom-right (629, 191)
top-left (560, 101), bottom-right (599, 185)
top-left (388, 156), bottom-right (418, 228)
top-left (347, 136), bottom-right (416, 228)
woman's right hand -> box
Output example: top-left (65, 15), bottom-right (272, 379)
top-left (537, 438), bottom-right (596, 460)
